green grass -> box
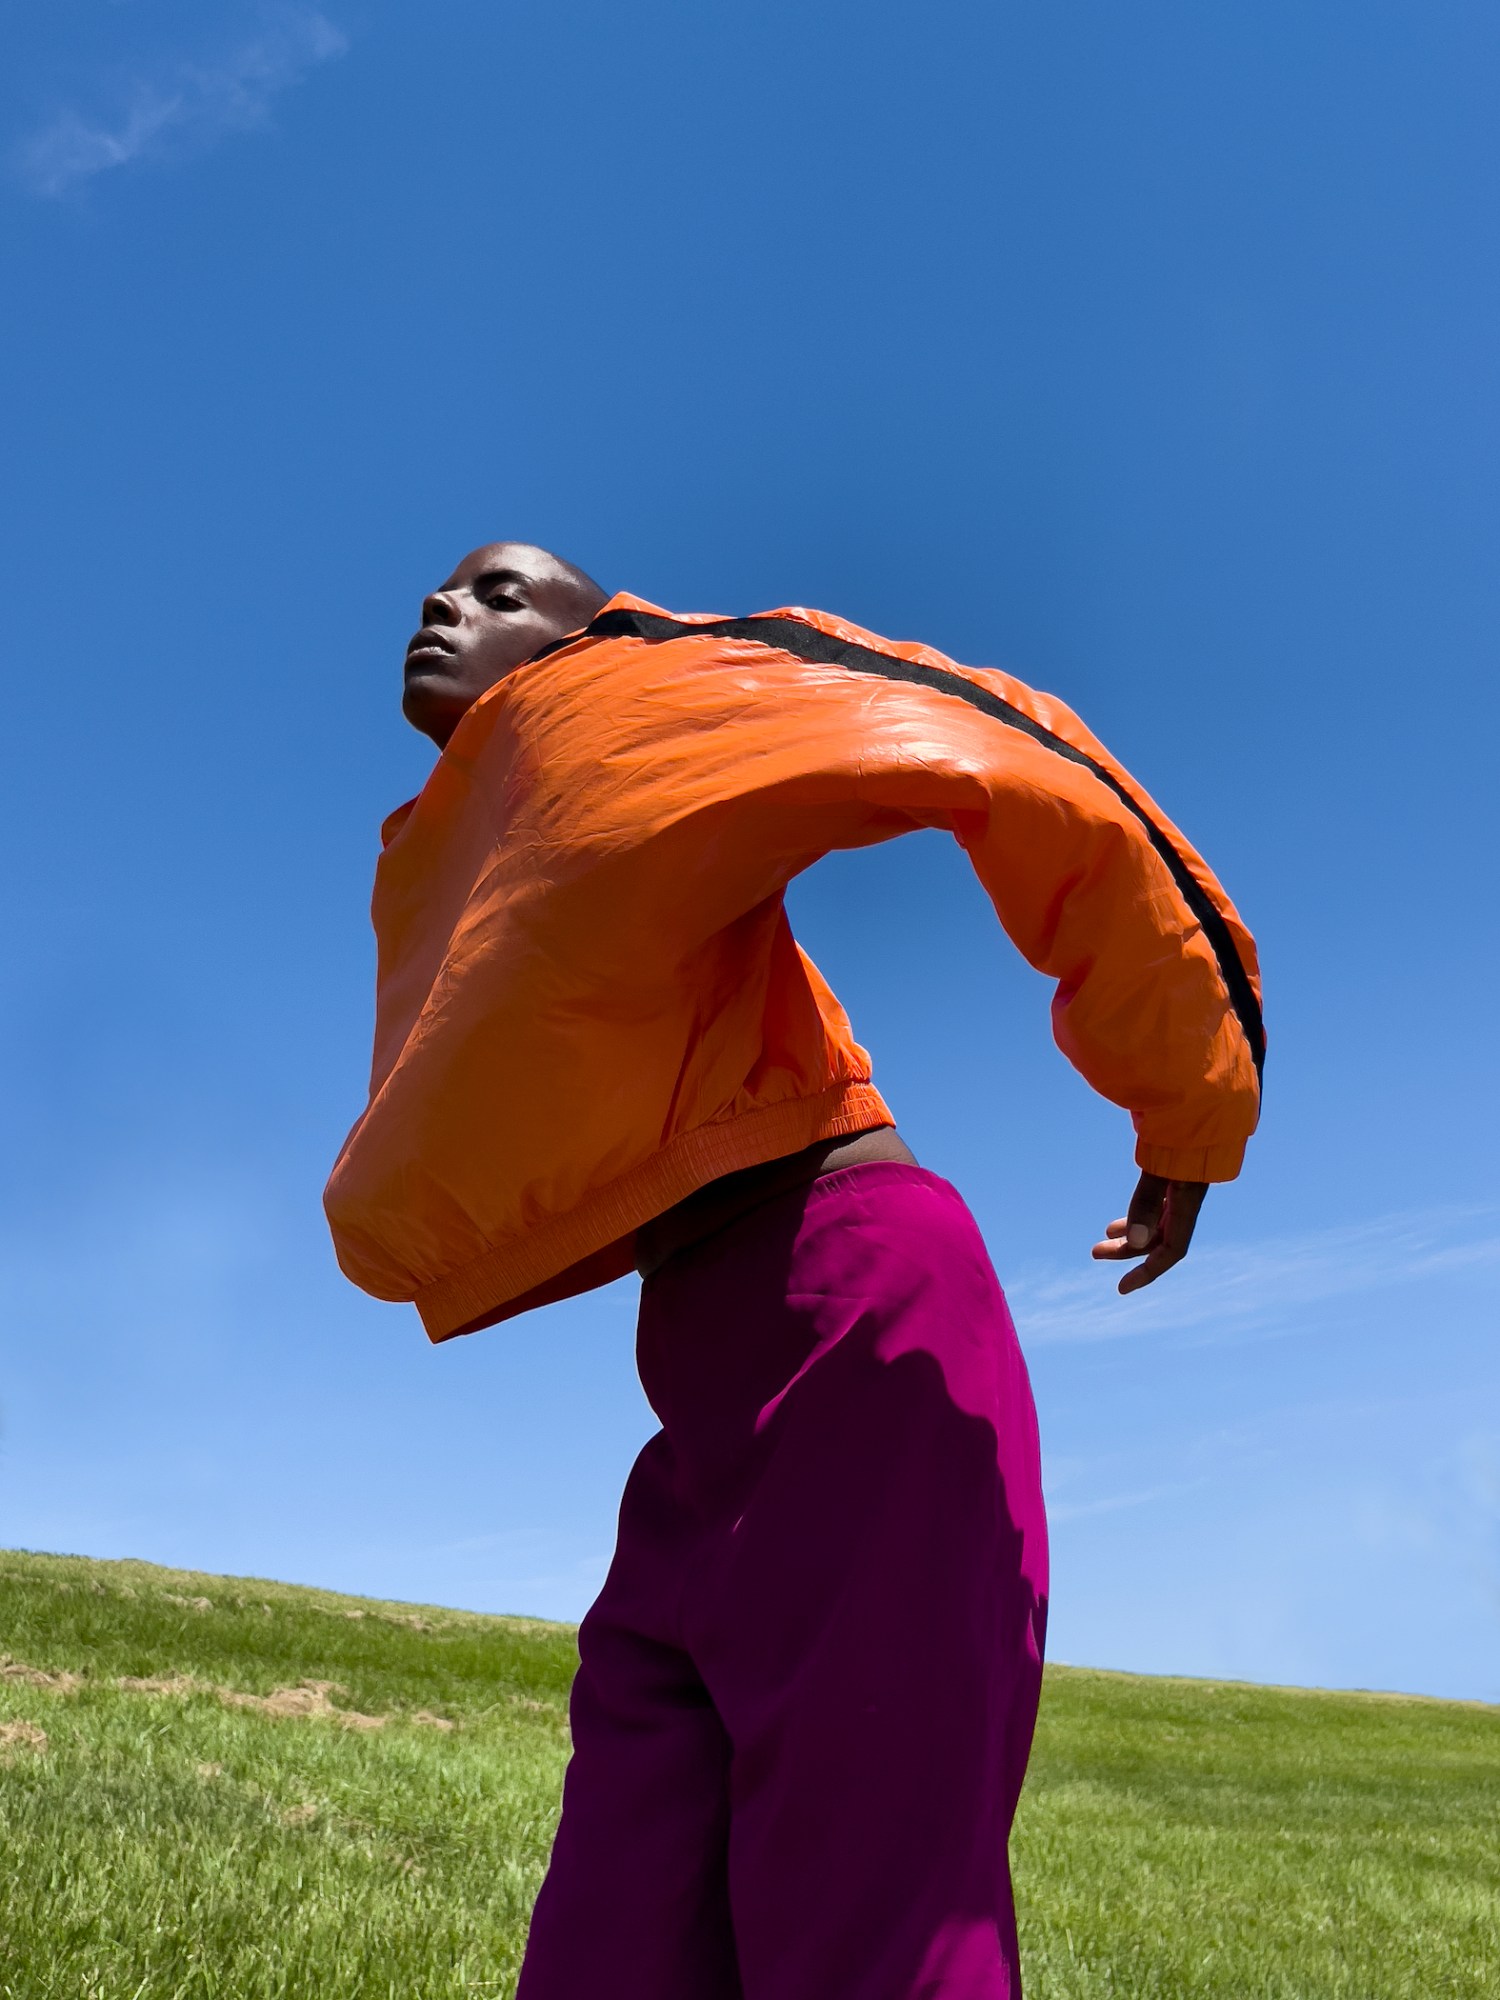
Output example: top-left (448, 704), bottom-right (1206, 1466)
top-left (1, 1549), bottom-right (1496, 1997)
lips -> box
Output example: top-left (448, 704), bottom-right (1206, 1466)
top-left (405, 629), bottom-right (456, 667)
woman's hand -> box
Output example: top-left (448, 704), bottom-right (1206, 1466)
top-left (1091, 1172), bottom-right (1209, 1294)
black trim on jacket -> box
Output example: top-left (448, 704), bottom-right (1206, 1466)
top-left (539, 608), bottom-right (1266, 1087)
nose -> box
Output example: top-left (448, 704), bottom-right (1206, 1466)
top-left (421, 590), bottom-right (460, 629)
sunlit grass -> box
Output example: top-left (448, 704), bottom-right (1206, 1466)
top-left (2, 1548), bottom-right (1495, 1997)
top-left (1013, 1667), bottom-right (1500, 1997)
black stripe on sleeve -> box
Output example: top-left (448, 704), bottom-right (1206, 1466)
top-left (543, 606), bottom-right (1266, 1085)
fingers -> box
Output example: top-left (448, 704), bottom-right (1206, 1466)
top-left (1116, 1178), bottom-right (1208, 1294)
top-left (1090, 1218), bottom-right (1133, 1260)
top-left (1117, 1242), bottom-right (1181, 1293)
top-left (1091, 1174), bottom-right (1209, 1291)
top-left (1090, 1173), bottom-right (1168, 1262)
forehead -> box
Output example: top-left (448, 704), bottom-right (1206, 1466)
top-left (438, 543), bottom-right (556, 594)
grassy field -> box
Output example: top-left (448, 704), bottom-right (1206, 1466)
top-left (1, 1549), bottom-right (1496, 1998)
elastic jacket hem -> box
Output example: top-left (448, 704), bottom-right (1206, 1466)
top-left (1135, 1139), bottom-right (1246, 1182)
top-left (415, 1080), bottom-right (892, 1343)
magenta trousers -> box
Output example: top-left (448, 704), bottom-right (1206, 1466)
top-left (516, 1163), bottom-right (1049, 2000)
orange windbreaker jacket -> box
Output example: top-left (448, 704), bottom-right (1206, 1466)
top-left (324, 596), bottom-right (1263, 1342)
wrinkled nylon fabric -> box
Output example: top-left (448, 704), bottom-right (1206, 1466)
top-left (323, 595), bottom-right (1262, 1340)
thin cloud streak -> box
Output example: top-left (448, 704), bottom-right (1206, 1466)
top-left (16, 10), bottom-right (348, 197)
top-left (1047, 1478), bottom-right (1208, 1525)
top-left (1007, 1204), bottom-right (1500, 1346)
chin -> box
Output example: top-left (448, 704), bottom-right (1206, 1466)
top-left (401, 676), bottom-right (462, 744)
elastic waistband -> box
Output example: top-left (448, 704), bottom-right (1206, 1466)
top-left (795, 1160), bottom-right (960, 1208)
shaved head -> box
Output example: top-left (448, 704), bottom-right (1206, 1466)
top-left (401, 542), bottom-right (610, 747)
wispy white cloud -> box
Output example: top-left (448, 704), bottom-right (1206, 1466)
top-left (1007, 1203), bottom-right (1500, 1346)
top-left (1046, 1477), bottom-right (1209, 1525)
top-left (15, 9), bottom-right (348, 198)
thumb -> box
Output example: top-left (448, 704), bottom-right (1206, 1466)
top-left (1125, 1172), bottom-right (1169, 1251)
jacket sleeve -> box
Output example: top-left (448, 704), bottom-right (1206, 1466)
top-left (854, 662), bottom-right (1263, 1182)
top-left (645, 619), bottom-right (1263, 1181)
top-left (687, 612), bottom-right (1265, 1182)
top-left (513, 609), bottom-right (1263, 1184)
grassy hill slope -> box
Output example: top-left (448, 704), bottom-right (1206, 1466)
top-left (1, 1548), bottom-right (1496, 1998)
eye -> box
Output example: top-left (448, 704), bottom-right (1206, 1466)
top-left (484, 589), bottom-right (523, 611)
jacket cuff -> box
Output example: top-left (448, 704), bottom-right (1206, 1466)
top-left (1134, 1138), bottom-right (1246, 1184)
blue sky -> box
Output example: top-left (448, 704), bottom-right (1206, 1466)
top-left (2, 0), bottom-right (1496, 1700)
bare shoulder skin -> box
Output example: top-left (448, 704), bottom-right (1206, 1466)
top-left (399, 543), bottom-right (1208, 1288)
